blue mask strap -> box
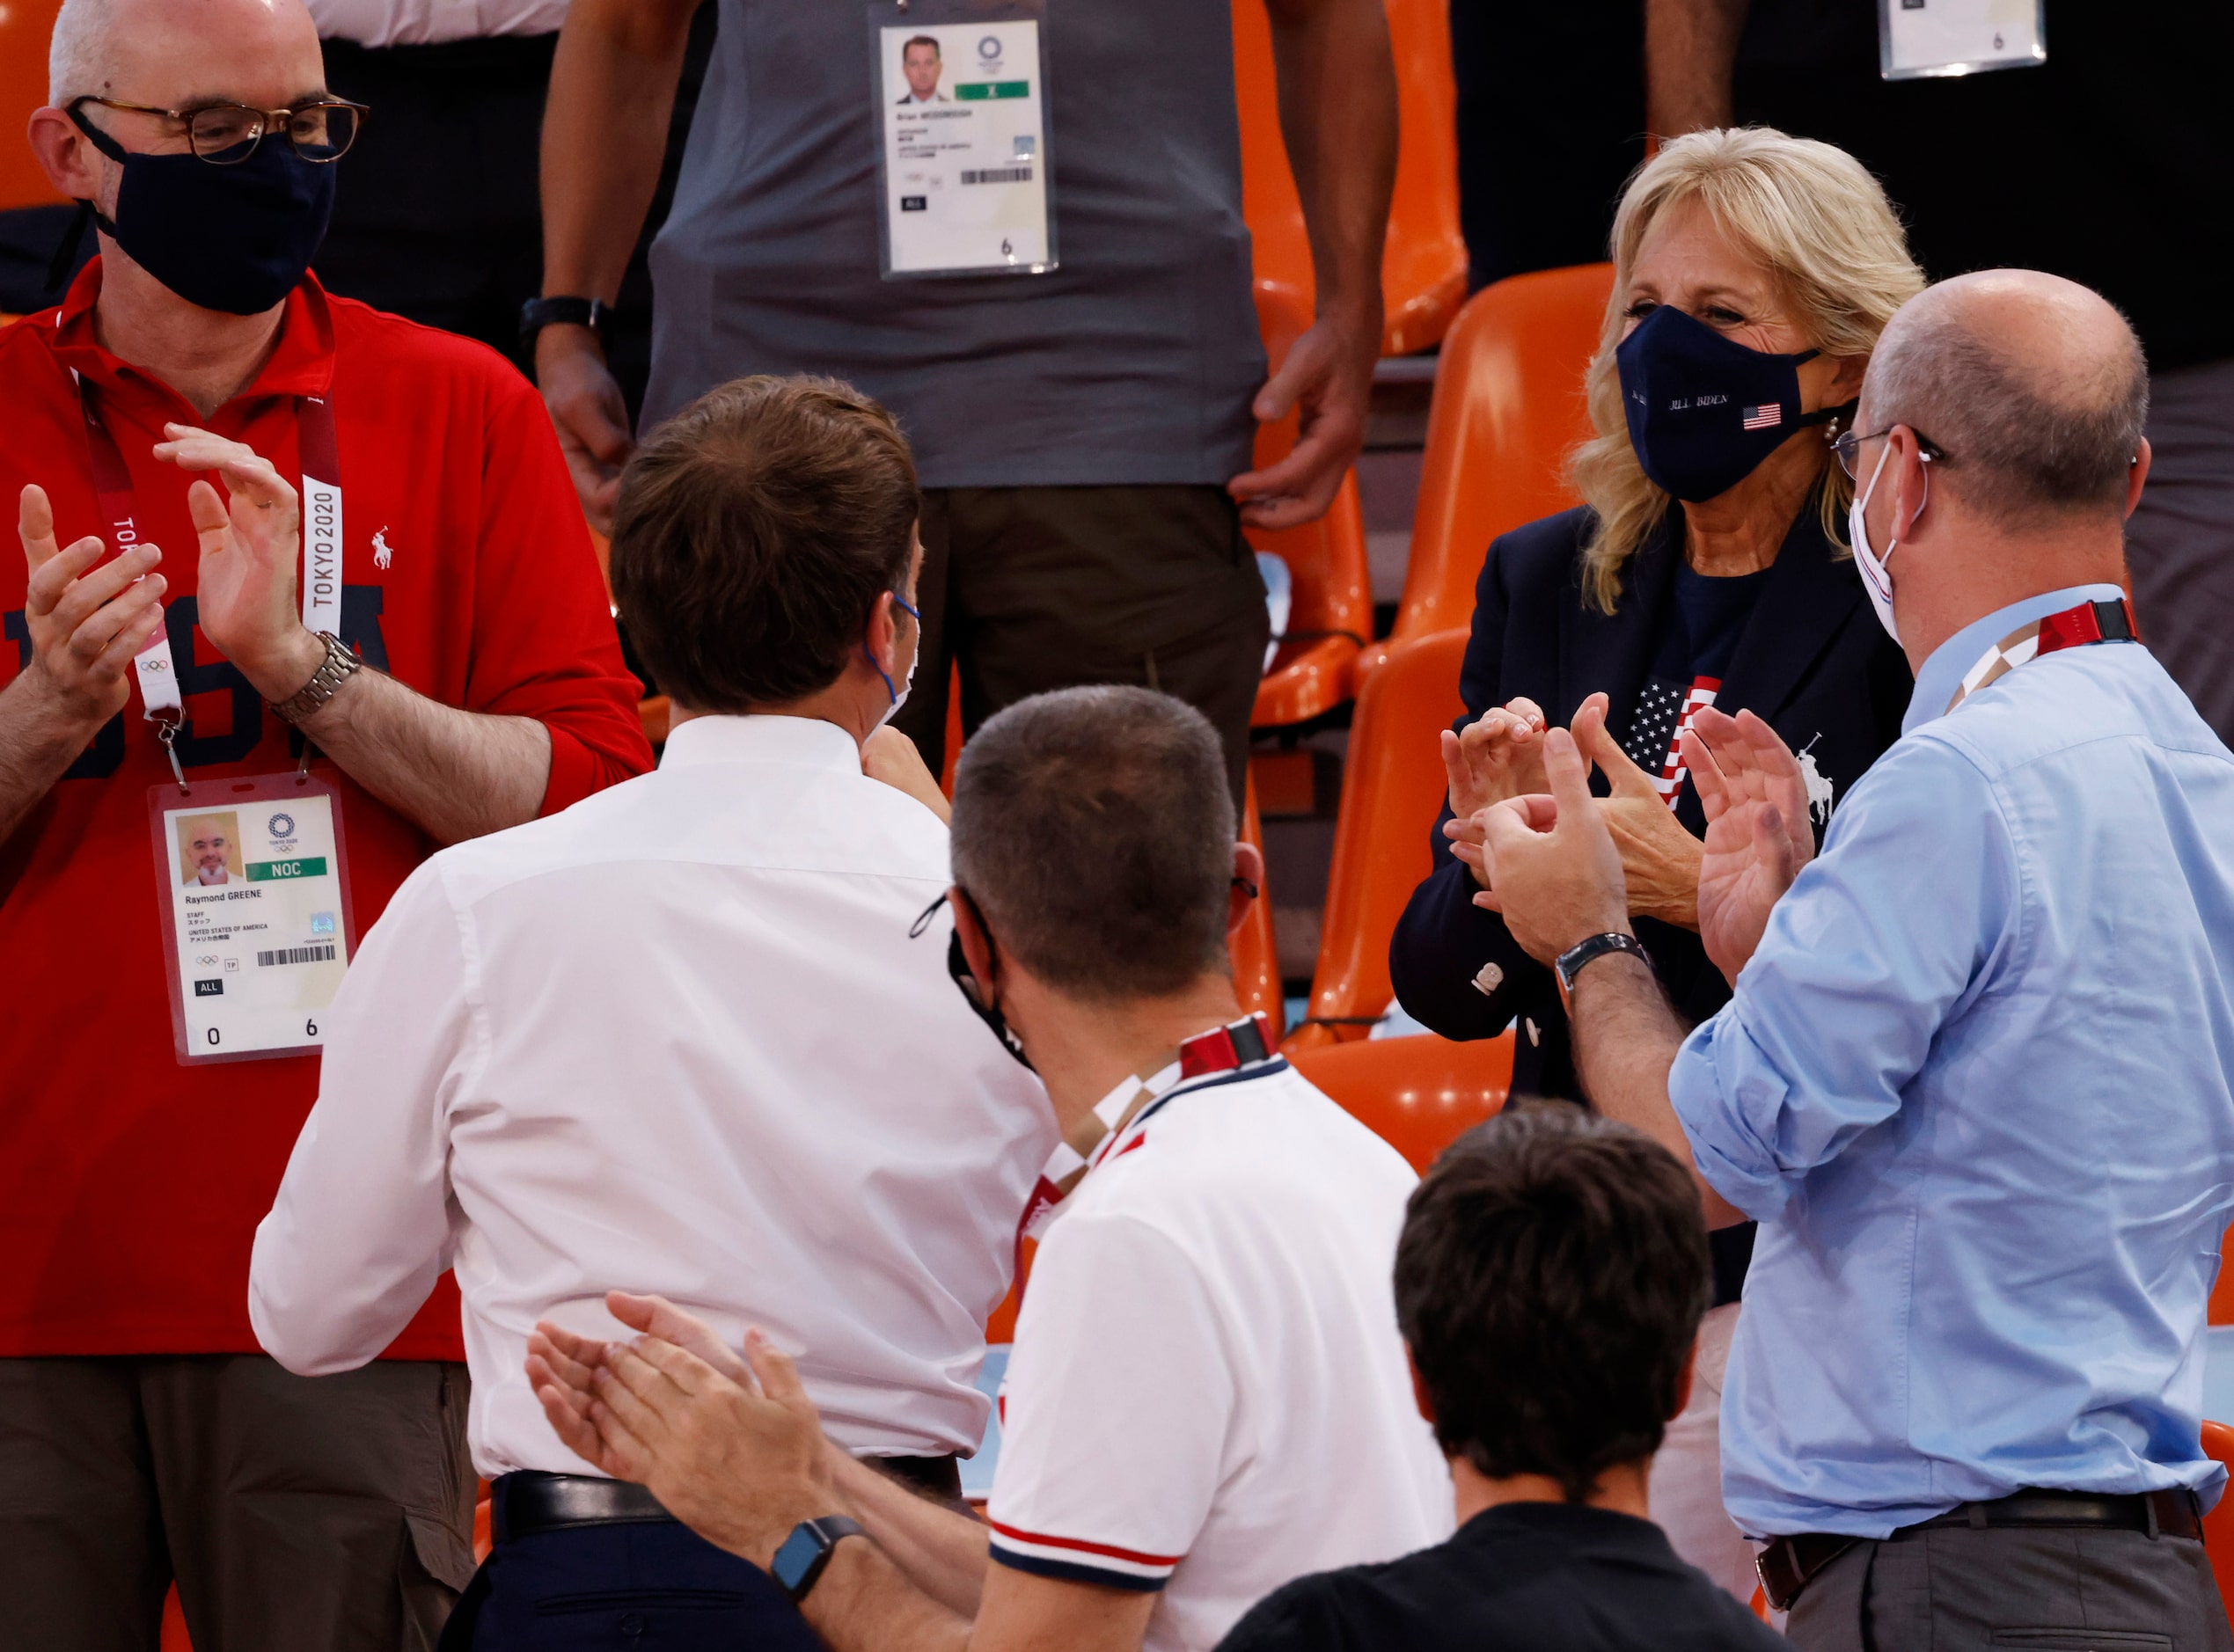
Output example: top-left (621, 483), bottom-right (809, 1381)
top-left (866, 594), bottom-right (920, 704)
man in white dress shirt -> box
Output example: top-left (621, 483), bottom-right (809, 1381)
top-left (249, 375), bottom-right (1052, 1650)
top-left (525, 686), bottom-right (1453, 1652)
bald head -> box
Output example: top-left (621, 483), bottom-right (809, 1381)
top-left (50, 0), bottom-right (323, 108)
top-left (1861, 270), bottom-right (2148, 529)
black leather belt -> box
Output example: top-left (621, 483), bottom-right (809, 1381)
top-left (1756, 1488), bottom-right (2204, 1612)
top-left (493, 1454), bottom-right (965, 1544)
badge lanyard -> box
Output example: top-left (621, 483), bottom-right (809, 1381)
top-left (1878, 0), bottom-right (2046, 81)
top-left (1011, 1014), bottom-right (1278, 1268)
top-left (869, 0), bottom-right (1057, 280)
top-left (1944, 596), bottom-right (2139, 717)
top-left (74, 376), bottom-right (343, 785)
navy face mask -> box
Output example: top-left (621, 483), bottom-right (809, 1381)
top-left (67, 107), bottom-right (333, 316)
top-left (1615, 304), bottom-right (1846, 503)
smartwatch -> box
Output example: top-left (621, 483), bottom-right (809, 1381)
top-left (769, 1515), bottom-right (864, 1604)
top-left (1553, 932), bottom-right (1651, 1012)
top-left (519, 295), bottom-right (613, 353)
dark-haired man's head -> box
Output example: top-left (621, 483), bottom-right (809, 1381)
top-left (608, 375), bottom-right (922, 743)
top-left (1395, 1103), bottom-right (1710, 1511)
top-left (945, 686), bottom-right (1262, 1070)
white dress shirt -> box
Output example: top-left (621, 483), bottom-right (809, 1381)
top-left (250, 714), bottom-right (1053, 1478)
top-left (307, 0), bottom-right (570, 48)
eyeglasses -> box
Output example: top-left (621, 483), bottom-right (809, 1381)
top-left (1831, 424), bottom-right (1949, 481)
top-left (69, 95), bottom-right (370, 164)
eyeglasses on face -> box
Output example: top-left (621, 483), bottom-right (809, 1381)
top-left (1831, 424), bottom-right (1950, 481)
top-left (68, 94), bottom-right (370, 164)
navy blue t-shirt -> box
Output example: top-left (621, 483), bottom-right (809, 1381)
top-left (1621, 564), bottom-right (1771, 802)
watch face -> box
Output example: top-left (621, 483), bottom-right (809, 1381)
top-left (770, 1523), bottom-right (823, 1593)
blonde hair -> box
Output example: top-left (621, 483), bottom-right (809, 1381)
top-left (1571, 127), bottom-right (1925, 612)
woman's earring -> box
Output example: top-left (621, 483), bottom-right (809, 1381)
top-left (1824, 413), bottom-right (1842, 442)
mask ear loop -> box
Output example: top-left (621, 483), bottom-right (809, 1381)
top-left (865, 592), bottom-right (921, 705)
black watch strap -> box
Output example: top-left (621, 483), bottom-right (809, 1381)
top-left (770, 1514), bottom-right (865, 1604)
top-left (519, 296), bottom-right (613, 350)
top-left (1554, 932), bottom-right (1651, 1007)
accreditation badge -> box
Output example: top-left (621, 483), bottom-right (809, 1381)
top-left (871, 0), bottom-right (1055, 279)
top-left (149, 771), bottom-right (356, 1065)
top-left (1878, 0), bottom-right (2045, 79)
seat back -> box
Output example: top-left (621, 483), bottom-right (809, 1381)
top-left (1287, 1031), bottom-right (1511, 1171)
top-left (1249, 281), bottom-right (1371, 727)
top-left (1234, 771), bottom-right (1285, 1035)
top-left (1232, 0), bottom-right (1467, 355)
top-left (2201, 1421), bottom-right (2234, 1628)
top-left (1, 3), bottom-right (66, 214)
top-left (1388, 262), bottom-right (1614, 648)
top-left (1289, 627), bottom-right (1469, 1049)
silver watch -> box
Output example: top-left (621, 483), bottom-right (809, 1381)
top-left (268, 631), bottom-right (363, 724)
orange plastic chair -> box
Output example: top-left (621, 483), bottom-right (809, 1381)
top-left (2211, 1224), bottom-right (2234, 1325)
top-left (161, 1586), bottom-right (192, 1650)
top-left (1232, 0), bottom-right (1467, 355)
top-left (1287, 1030), bottom-right (1511, 1172)
top-left (0, 3), bottom-right (65, 214)
top-left (1367, 263), bottom-right (1614, 676)
top-left (1285, 626), bottom-right (1468, 1050)
top-left (1249, 281), bottom-right (1371, 728)
top-left (1234, 771), bottom-right (1285, 1036)
top-left (2201, 1421), bottom-right (2234, 1627)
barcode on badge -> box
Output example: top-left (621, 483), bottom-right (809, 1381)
top-left (960, 166), bottom-right (1032, 185)
top-left (257, 944), bottom-right (338, 967)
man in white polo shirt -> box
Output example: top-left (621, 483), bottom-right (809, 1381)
top-left (527, 684), bottom-right (1453, 1652)
top-left (248, 376), bottom-right (1051, 1650)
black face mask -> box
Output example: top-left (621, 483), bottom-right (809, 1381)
top-left (66, 107), bottom-right (333, 316)
top-left (912, 893), bottom-right (1034, 1072)
top-left (1615, 305), bottom-right (1848, 503)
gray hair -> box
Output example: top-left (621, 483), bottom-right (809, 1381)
top-left (949, 686), bottom-right (1236, 1002)
top-left (1864, 281), bottom-right (2150, 526)
top-left (49, 0), bottom-right (116, 104)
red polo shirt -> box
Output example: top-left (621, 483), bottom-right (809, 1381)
top-left (0, 264), bottom-right (654, 1359)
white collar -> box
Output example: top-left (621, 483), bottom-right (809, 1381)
top-left (658, 713), bottom-right (863, 775)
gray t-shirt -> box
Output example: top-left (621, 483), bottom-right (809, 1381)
top-left (643, 0), bottom-right (1266, 490)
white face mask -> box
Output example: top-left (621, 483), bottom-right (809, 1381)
top-left (1849, 442), bottom-right (1903, 642)
top-left (868, 594), bottom-right (921, 733)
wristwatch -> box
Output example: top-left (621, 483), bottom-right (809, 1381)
top-left (770, 1515), bottom-right (864, 1604)
top-left (519, 296), bottom-right (613, 353)
top-left (1553, 932), bottom-right (1651, 1013)
top-left (267, 631), bottom-right (363, 724)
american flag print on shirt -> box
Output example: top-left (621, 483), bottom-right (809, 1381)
top-left (1741, 404), bottom-right (1782, 431)
top-left (1622, 676), bottom-right (1722, 809)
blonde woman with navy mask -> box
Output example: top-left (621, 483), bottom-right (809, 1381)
top-left (1389, 127), bottom-right (1921, 1600)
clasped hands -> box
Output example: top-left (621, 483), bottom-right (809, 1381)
top-left (14, 423), bottom-right (325, 735)
top-left (1447, 696), bottom-right (1819, 985)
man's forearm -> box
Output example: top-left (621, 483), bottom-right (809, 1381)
top-left (1264, 0), bottom-right (1395, 321)
top-left (829, 1452), bottom-right (992, 1618)
top-left (803, 1536), bottom-right (974, 1652)
top-left (1568, 952), bottom-right (1747, 1228)
top-left (0, 673), bottom-right (102, 846)
top-left (292, 668), bottom-right (551, 845)
top-left (1644, 0), bottom-right (1749, 135)
top-left (541, 0), bottom-right (699, 303)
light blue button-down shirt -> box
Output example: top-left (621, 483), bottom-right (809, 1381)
top-left (1670, 583), bottom-right (2234, 1538)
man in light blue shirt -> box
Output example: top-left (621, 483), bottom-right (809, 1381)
top-left (1472, 269), bottom-right (2234, 1651)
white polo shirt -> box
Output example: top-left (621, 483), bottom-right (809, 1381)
top-left (250, 714), bottom-right (1053, 1476)
top-left (985, 1057), bottom-right (1453, 1652)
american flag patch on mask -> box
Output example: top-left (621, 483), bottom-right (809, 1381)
top-left (1741, 404), bottom-right (1782, 430)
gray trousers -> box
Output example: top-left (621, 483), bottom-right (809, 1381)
top-left (2128, 352), bottom-right (2234, 747)
top-left (0, 1355), bottom-right (476, 1652)
top-left (1787, 1523), bottom-right (2234, 1652)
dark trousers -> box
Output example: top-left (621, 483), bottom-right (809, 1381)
top-left (2127, 352), bottom-right (2234, 748)
top-left (442, 1515), bottom-right (820, 1651)
top-left (0, 1354), bottom-right (475, 1651)
top-left (1787, 1522), bottom-right (2234, 1652)
top-left (894, 484), bottom-right (1270, 811)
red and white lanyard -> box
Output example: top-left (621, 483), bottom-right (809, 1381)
top-left (1011, 1012), bottom-right (1278, 1268)
top-left (1945, 596), bottom-right (2139, 717)
top-left (74, 376), bottom-right (345, 763)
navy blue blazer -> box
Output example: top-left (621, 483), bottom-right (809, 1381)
top-left (1388, 502), bottom-right (1911, 1297)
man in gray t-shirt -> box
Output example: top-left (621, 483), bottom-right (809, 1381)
top-left (532, 0), bottom-right (1396, 801)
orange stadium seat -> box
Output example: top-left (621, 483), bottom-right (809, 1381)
top-left (1285, 626), bottom-right (1467, 1050)
top-left (1249, 281), bottom-right (1371, 728)
top-left (1233, 0), bottom-right (1468, 355)
top-left (0, 2), bottom-right (66, 215)
top-left (1287, 1030), bottom-right (1510, 1173)
top-left (1369, 263), bottom-right (1614, 674)
top-left (1234, 771), bottom-right (1285, 1035)
top-left (2211, 1223), bottom-right (2234, 1324)
top-left (2201, 1421), bottom-right (2234, 1626)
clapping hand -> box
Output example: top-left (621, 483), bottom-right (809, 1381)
top-left (1469, 726), bottom-right (1631, 964)
top-left (1440, 697), bottom-right (1551, 888)
top-left (14, 483), bottom-right (167, 731)
top-left (1570, 695), bottom-right (1706, 932)
top-left (1684, 707), bottom-right (1815, 985)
